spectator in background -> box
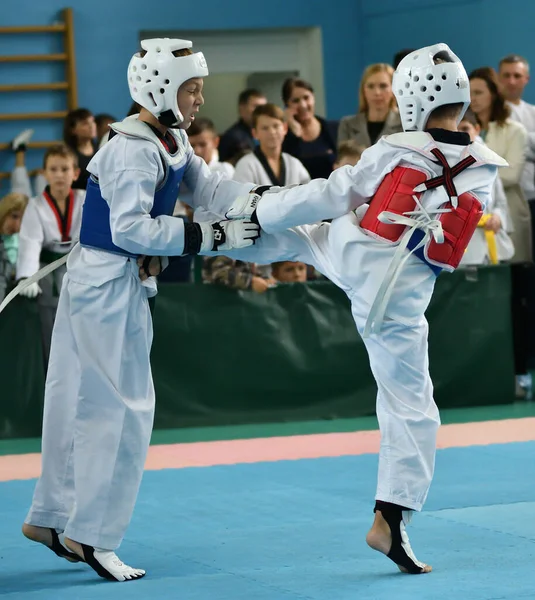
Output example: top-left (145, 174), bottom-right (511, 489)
top-left (338, 64), bottom-right (402, 148)
top-left (333, 139), bottom-right (366, 169)
top-left (319, 140), bottom-right (366, 226)
top-left (0, 192), bottom-right (28, 302)
top-left (16, 145), bottom-right (84, 365)
top-left (469, 67), bottom-right (531, 398)
top-left (178, 116), bottom-right (236, 216)
top-left (271, 260), bottom-right (308, 283)
top-left (458, 109), bottom-right (514, 265)
top-left (469, 67), bottom-right (530, 262)
top-left (230, 103), bottom-right (309, 287)
top-left (99, 104), bottom-right (142, 148)
top-left (63, 108), bottom-right (98, 190)
top-left (282, 77), bottom-right (338, 179)
top-left (498, 54), bottom-right (535, 255)
top-left (393, 48), bottom-right (415, 70)
top-left (202, 256), bottom-right (275, 293)
top-left (234, 103), bottom-right (310, 186)
top-left (218, 88), bottom-right (267, 164)
top-left (187, 117), bottom-right (235, 178)
top-left (94, 113), bottom-right (116, 148)
top-left (168, 117), bottom-right (238, 284)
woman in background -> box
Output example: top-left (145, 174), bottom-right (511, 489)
top-left (281, 77), bottom-right (338, 179)
top-left (63, 108), bottom-right (98, 190)
top-left (469, 66), bottom-right (531, 398)
top-left (338, 63), bottom-right (402, 148)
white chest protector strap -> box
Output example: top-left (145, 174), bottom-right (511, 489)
top-left (362, 144), bottom-right (486, 338)
top-left (363, 196), bottom-right (450, 338)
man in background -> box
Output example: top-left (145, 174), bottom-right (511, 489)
top-left (218, 88), bottom-right (267, 164)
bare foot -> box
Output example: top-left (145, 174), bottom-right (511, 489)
top-left (22, 523), bottom-right (81, 563)
top-left (64, 537), bottom-right (145, 582)
top-left (366, 510), bottom-right (432, 574)
top-left (22, 523), bottom-right (53, 545)
top-left (63, 537), bottom-right (84, 560)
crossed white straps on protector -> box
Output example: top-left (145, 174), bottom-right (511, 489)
top-left (362, 196), bottom-right (451, 338)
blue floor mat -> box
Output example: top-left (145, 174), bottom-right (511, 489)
top-left (0, 442), bottom-right (534, 599)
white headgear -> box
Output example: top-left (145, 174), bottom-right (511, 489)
top-left (392, 43), bottom-right (470, 132)
top-left (128, 38), bottom-right (208, 127)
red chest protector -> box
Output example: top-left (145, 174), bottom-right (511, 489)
top-left (359, 148), bottom-right (483, 271)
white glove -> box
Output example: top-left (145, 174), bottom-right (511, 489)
top-left (18, 281), bottom-right (42, 298)
top-left (225, 192), bottom-right (263, 221)
top-left (198, 220), bottom-right (260, 252)
top-left (225, 185), bottom-right (293, 220)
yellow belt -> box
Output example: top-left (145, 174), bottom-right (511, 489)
top-left (477, 214), bottom-right (498, 265)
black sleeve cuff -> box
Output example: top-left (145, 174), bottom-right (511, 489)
top-left (255, 185), bottom-right (271, 196)
top-left (183, 222), bottom-right (203, 255)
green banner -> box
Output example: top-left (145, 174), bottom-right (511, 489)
top-left (0, 295), bottom-right (45, 438)
top-left (151, 264), bottom-right (515, 428)
top-left (0, 265), bottom-right (515, 438)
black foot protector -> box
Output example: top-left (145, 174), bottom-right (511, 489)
top-left (80, 544), bottom-right (146, 582)
top-left (49, 529), bottom-right (84, 563)
top-left (374, 501), bottom-right (427, 574)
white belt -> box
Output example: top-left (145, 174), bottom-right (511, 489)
top-left (0, 253), bottom-right (68, 315)
top-left (363, 196), bottom-right (450, 338)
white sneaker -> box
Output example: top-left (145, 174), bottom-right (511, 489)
top-left (11, 129), bottom-right (34, 152)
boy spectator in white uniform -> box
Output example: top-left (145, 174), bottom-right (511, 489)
top-left (234, 103), bottom-right (310, 187)
top-left (16, 145), bottom-right (85, 363)
top-left (187, 117), bottom-right (235, 178)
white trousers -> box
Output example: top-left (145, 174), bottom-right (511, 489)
top-left (354, 308), bottom-right (440, 511)
top-left (26, 262), bottom-right (155, 549)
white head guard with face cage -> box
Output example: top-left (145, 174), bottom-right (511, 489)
top-left (128, 38), bottom-right (208, 127)
top-left (393, 43), bottom-right (470, 131)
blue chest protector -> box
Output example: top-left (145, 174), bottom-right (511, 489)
top-left (80, 158), bottom-right (186, 258)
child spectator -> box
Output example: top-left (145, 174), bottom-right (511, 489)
top-left (333, 140), bottom-right (366, 170)
top-left (187, 117), bottom-right (234, 177)
top-left (16, 144), bottom-right (84, 363)
top-left (234, 103), bottom-right (310, 186)
top-left (271, 260), bottom-right (308, 283)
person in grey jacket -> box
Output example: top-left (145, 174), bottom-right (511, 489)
top-left (338, 63), bottom-right (402, 148)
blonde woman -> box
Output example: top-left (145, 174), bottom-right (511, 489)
top-left (0, 192), bottom-right (28, 301)
top-left (338, 63), bottom-right (402, 147)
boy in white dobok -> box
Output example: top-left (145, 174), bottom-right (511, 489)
top-left (21, 38), bottom-right (260, 582)
top-left (16, 145), bottom-right (85, 363)
top-left (195, 43), bottom-right (508, 573)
